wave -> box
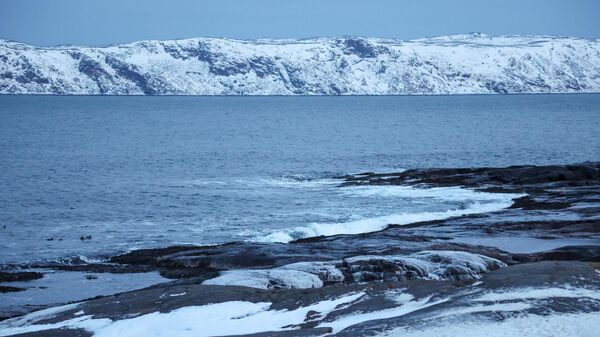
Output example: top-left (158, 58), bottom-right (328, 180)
top-left (177, 175), bottom-right (338, 189)
top-left (259, 186), bottom-right (522, 243)
top-left (339, 184), bottom-right (515, 202)
top-left (235, 177), bottom-right (338, 189)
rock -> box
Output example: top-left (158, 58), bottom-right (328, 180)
top-left (532, 245), bottom-right (600, 262)
top-left (7, 328), bottom-right (92, 337)
top-left (0, 285), bottom-right (26, 293)
top-left (0, 271), bottom-right (44, 282)
top-left (509, 195), bottom-right (572, 210)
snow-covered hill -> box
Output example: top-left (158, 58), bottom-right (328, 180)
top-left (1, 34), bottom-right (599, 95)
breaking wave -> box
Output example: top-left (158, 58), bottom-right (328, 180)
top-left (259, 185), bottom-right (522, 243)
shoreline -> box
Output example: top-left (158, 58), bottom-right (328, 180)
top-left (1, 162), bottom-right (599, 336)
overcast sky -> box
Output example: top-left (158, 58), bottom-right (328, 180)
top-left (1, 0), bottom-right (599, 46)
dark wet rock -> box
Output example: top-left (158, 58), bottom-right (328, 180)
top-left (7, 328), bottom-right (92, 337)
top-left (531, 245), bottom-right (600, 262)
top-left (16, 262), bottom-right (155, 275)
top-left (341, 162), bottom-right (600, 189)
top-left (0, 271), bottom-right (43, 282)
top-left (484, 219), bottom-right (600, 234)
top-left (228, 328), bottom-right (333, 337)
top-left (109, 245), bottom-right (216, 266)
top-left (0, 286), bottom-right (25, 293)
top-left (105, 239), bottom-right (516, 284)
top-left (482, 260), bottom-right (600, 288)
top-left (53, 263), bottom-right (154, 274)
top-left (509, 195), bottom-right (572, 210)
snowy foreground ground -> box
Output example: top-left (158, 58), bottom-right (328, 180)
top-left (1, 34), bottom-right (600, 95)
top-left (1, 163), bottom-right (599, 336)
top-left (2, 265), bottom-right (600, 337)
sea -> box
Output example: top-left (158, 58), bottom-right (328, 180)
top-left (1, 94), bottom-right (599, 264)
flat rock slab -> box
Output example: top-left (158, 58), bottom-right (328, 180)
top-left (1, 261), bottom-right (598, 336)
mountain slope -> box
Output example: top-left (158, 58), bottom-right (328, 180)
top-left (1, 34), bottom-right (599, 95)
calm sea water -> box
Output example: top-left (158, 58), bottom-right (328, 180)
top-left (1, 95), bottom-right (599, 264)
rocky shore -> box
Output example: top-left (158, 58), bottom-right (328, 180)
top-left (1, 163), bottom-right (599, 336)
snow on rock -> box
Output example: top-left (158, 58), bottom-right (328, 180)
top-left (377, 311), bottom-right (600, 337)
top-left (320, 293), bottom-right (448, 334)
top-left (2, 284), bottom-right (599, 336)
top-left (202, 250), bottom-right (506, 289)
top-left (473, 286), bottom-right (600, 302)
top-left (202, 269), bottom-right (324, 289)
top-left (343, 250), bottom-right (507, 282)
top-left (1, 34), bottom-right (599, 95)
top-left (0, 293), bottom-right (366, 337)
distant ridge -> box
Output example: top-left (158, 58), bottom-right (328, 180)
top-left (1, 34), bottom-right (599, 95)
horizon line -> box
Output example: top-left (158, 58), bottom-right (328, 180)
top-left (1, 32), bottom-right (598, 49)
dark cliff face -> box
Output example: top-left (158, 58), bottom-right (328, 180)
top-left (1, 35), bottom-right (599, 95)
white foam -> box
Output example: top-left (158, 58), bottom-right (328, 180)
top-left (260, 186), bottom-right (521, 243)
top-left (179, 176), bottom-right (337, 189)
top-left (340, 185), bottom-right (516, 202)
top-left (236, 177), bottom-right (338, 189)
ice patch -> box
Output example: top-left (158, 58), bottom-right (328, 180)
top-left (321, 295), bottom-right (449, 333)
top-left (4, 303), bottom-right (80, 327)
top-left (0, 315), bottom-right (112, 337)
top-left (0, 270), bottom-right (168, 312)
top-left (474, 286), bottom-right (600, 302)
top-left (377, 312), bottom-right (600, 337)
top-left (450, 236), bottom-right (600, 254)
top-left (435, 302), bottom-right (534, 317)
top-left (423, 286), bottom-right (600, 322)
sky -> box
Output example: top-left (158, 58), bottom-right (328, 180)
top-left (1, 0), bottom-right (599, 46)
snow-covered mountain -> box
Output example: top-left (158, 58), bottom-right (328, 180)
top-left (1, 34), bottom-right (599, 95)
